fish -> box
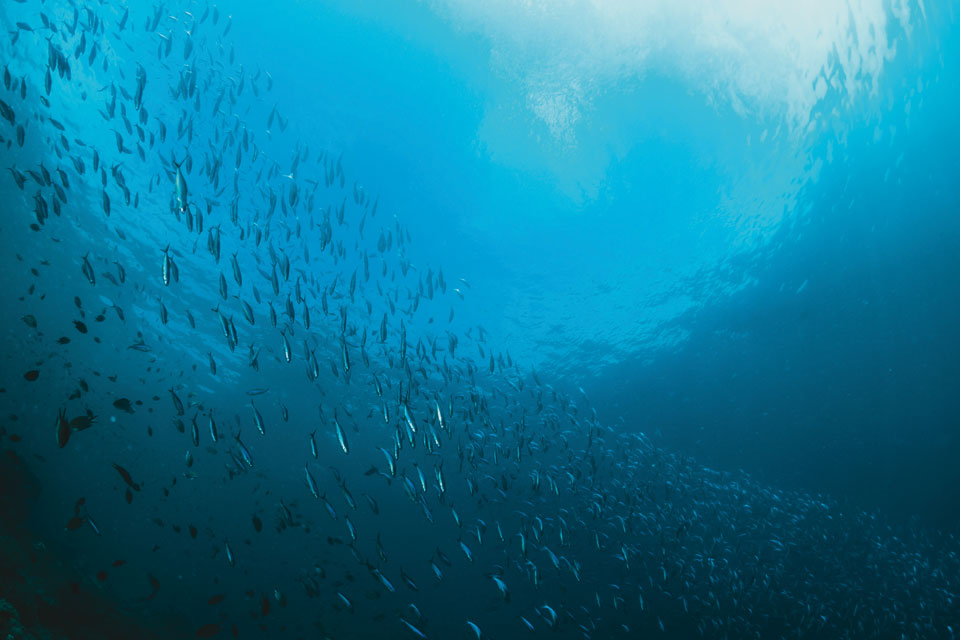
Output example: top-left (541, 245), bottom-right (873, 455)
top-left (335, 591), bottom-right (353, 612)
top-left (230, 252), bottom-right (242, 286)
top-left (372, 568), bottom-right (395, 593)
top-left (169, 389), bottom-right (184, 415)
top-left (251, 401), bottom-right (265, 435)
top-left (304, 465), bottom-right (319, 499)
top-left (320, 493), bottom-right (337, 520)
top-left (400, 619), bottom-right (427, 639)
top-left (81, 253), bottom-right (95, 285)
top-left (334, 414), bottom-right (349, 455)
top-left (112, 463), bottom-right (140, 492)
top-left (55, 408), bottom-right (69, 448)
top-left (378, 447), bottom-right (396, 477)
top-left (69, 414), bottom-right (96, 431)
top-left (466, 621), bottom-right (482, 639)
top-left (112, 398), bottom-right (134, 413)
top-left (234, 432), bottom-right (253, 467)
top-left (173, 156), bottom-right (188, 214)
top-left (162, 245), bottom-right (172, 286)
top-left (0, 100), bottom-right (14, 125)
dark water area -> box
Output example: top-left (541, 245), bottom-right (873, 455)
top-left (1, 1), bottom-right (959, 639)
top-left (586, 58), bottom-right (960, 529)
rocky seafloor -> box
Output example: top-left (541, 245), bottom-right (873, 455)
top-left (0, 446), bottom-right (169, 640)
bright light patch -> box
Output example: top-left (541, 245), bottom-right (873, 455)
top-left (429, 0), bottom-right (912, 143)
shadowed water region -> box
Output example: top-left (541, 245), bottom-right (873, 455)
top-left (1, 1), bottom-right (958, 639)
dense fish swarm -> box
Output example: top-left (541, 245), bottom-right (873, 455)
top-left (1, 1), bottom-right (958, 639)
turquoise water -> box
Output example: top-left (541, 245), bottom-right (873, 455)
top-left (1, 1), bottom-right (958, 638)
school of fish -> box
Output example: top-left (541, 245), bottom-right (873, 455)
top-left (1, 0), bottom-right (959, 638)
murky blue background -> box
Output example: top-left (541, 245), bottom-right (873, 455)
top-left (223, 1), bottom-right (960, 525)
top-left (2, 1), bottom-right (959, 638)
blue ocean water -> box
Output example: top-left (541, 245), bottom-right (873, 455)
top-left (1, 1), bottom-right (959, 638)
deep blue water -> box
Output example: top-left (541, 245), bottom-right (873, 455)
top-left (1, 1), bottom-right (959, 639)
